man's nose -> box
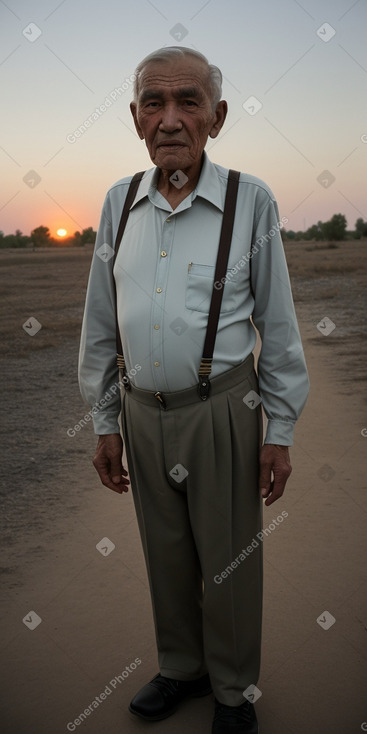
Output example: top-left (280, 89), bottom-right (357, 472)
top-left (158, 103), bottom-right (183, 132)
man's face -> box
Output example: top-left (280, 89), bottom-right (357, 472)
top-left (130, 56), bottom-right (226, 174)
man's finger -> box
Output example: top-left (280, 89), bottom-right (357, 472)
top-left (92, 433), bottom-right (130, 494)
top-left (110, 453), bottom-right (129, 483)
top-left (97, 466), bottom-right (129, 494)
top-left (261, 480), bottom-right (274, 500)
top-left (111, 473), bottom-right (130, 489)
top-left (263, 462), bottom-right (291, 506)
top-left (100, 472), bottom-right (125, 494)
top-left (263, 482), bottom-right (284, 507)
top-left (259, 457), bottom-right (272, 498)
top-left (110, 468), bottom-right (130, 487)
top-left (93, 459), bottom-right (129, 493)
top-left (92, 456), bottom-right (122, 493)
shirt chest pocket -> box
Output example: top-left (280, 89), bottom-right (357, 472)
top-left (185, 263), bottom-right (240, 314)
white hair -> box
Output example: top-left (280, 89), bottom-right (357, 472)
top-left (133, 46), bottom-right (222, 109)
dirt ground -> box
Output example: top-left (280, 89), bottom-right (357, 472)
top-left (0, 241), bottom-right (366, 734)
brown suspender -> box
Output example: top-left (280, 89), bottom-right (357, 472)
top-left (113, 168), bottom-right (240, 400)
top-left (197, 169), bottom-right (240, 399)
top-left (113, 171), bottom-right (145, 390)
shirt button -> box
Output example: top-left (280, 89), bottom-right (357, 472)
top-left (154, 361), bottom-right (160, 367)
top-left (156, 287), bottom-right (162, 293)
top-left (161, 250), bottom-right (167, 257)
top-left (166, 217), bottom-right (171, 222)
top-left (154, 324), bottom-right (160, 330)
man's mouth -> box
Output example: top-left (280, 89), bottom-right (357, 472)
top-left (157, 142), bottom-right (186, 150)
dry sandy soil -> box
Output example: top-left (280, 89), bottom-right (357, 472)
top-left (0, 241), bottom-right (366, 734)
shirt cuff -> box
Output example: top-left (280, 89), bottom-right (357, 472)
top-left (264, 419), bottom-right (295, 446)
top-left (92, 409), bottom-right (121, 435)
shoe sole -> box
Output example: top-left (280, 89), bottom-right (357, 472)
top-left (128, 685), bottom-right (213, 721)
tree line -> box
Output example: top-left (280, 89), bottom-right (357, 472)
top-left (1, 215), bottom-right (367, 248)
top-left (0, 226), bottom-right (97, 248)
top-left (283, 215), bottom-right (367, 242)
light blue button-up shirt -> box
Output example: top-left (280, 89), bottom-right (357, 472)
top-left (78, 152), bottom-right (309, 444)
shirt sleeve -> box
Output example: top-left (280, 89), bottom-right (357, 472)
top-left (78, 191), bottom-right (122, 435)
top-left (250, 195), bottom-right (310, 446)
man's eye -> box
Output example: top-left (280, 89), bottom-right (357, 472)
top-left (184, 100), bottom-right (197, 106)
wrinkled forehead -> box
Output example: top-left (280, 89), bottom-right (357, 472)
top-left (137, 57), bottom-right (210, 97)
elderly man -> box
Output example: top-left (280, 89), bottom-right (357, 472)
top-left (78, 47), bottom-right (309, 734)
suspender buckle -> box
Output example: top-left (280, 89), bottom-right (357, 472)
top-left (198, 358), bottom-right (212, 401)
top-left (198, 375), bottom-right (211, 401)
top-left (117, 354), bottom-right (131, 391)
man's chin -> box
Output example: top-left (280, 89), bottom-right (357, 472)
top-left (153, 150), bottom-right (191, 173)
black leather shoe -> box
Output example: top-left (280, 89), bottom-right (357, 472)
top-left (212, 698), bottom-right (259, 733)
top-left (129, 672), bottom-right (212, 721)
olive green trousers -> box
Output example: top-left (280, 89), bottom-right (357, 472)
top-left (121, 354), bottom-right (263, 706)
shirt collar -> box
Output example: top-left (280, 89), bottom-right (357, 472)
top-left (130, 150), bottom-right (225, 212)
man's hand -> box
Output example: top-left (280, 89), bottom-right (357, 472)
top-left (259, 444), bottom-right (292, 506)
top-left (93, 433), bottom-right (130, 494)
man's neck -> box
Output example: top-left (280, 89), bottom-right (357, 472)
top-left (157, 155), bottom-right (204, 210)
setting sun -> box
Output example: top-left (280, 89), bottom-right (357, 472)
top-left (56, 228), bottom-right (68, 237)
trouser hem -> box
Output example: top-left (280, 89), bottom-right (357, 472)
top-left (159, 667), bottom-right (209, 682)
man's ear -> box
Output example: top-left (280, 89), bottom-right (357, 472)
top-left (130, 102), bottom-right (144, 140)
top-left (209, 100), bottom-right (228, 139)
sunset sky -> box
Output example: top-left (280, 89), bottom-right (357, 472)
top-left (1, 0), bottom-right (366, 237)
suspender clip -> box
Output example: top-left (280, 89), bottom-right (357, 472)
top-left (198, 376), bottom-right (211, 401)
top-left (154, 391), bottom-right (166, 409)
top-left (121, 374), bottom-right (131, 391)
top-left (117, 354), bottom-right (131, 391)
